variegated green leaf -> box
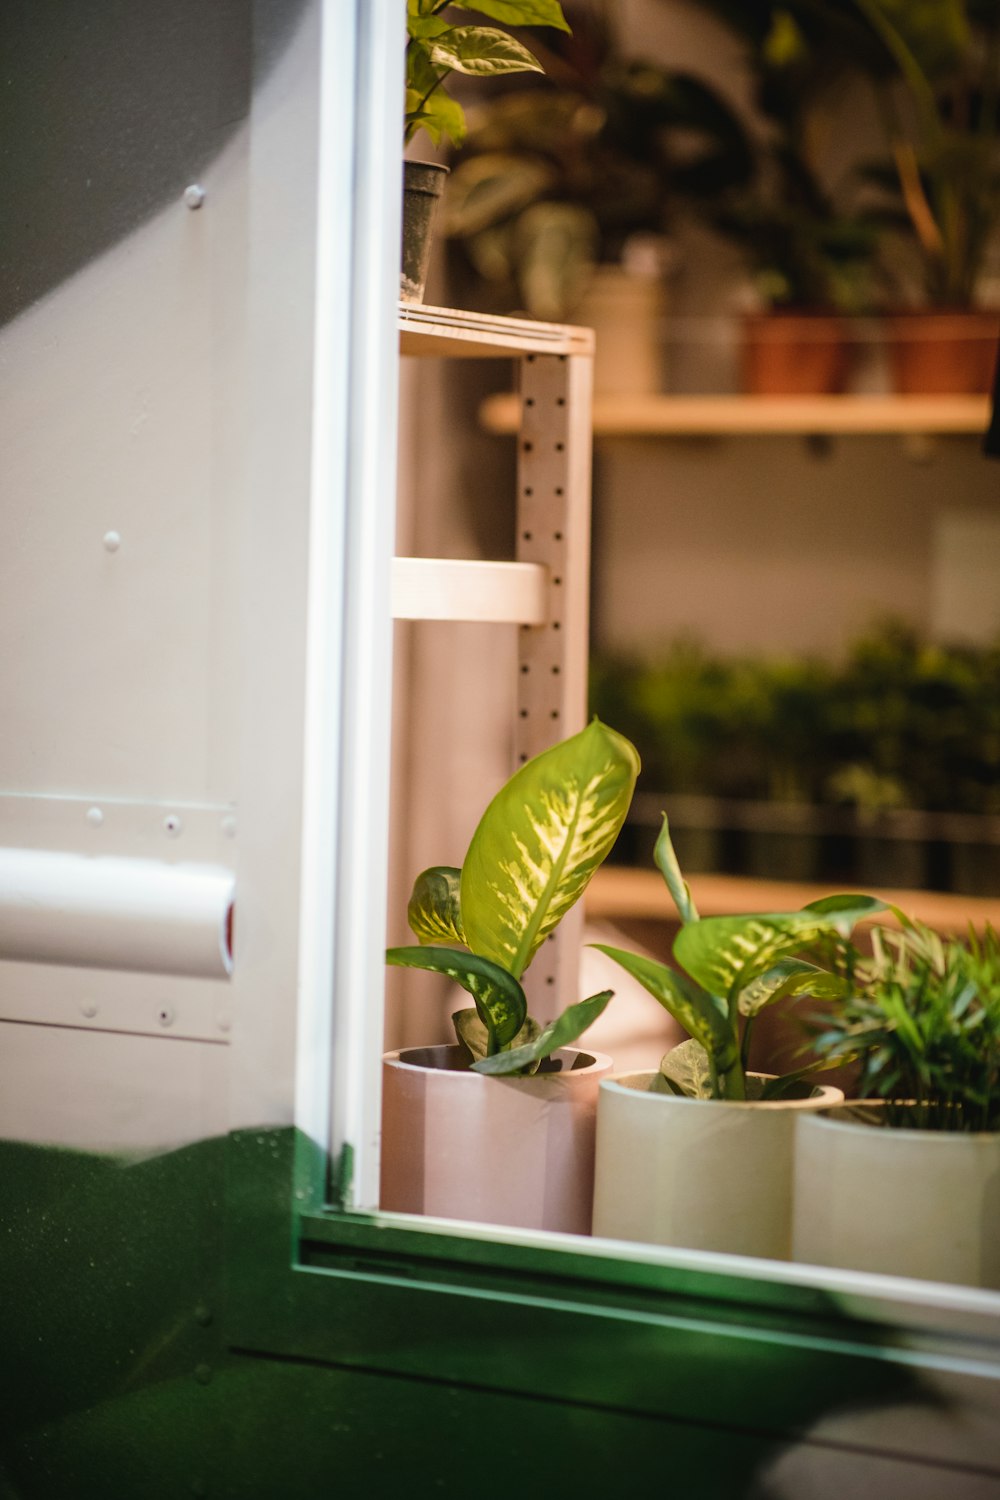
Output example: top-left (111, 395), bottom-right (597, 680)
top-left (427, 26), bottom-right (544, 78)
top-left (386, 945), bottom-right (526, 1050)
top-left (674, 899), bottom-right (885, 1006)
top-left (461, 720), bottom-right (639, 979)
top-left (659, 1039), bottom-right (714, 1099)
top-left (654, 814), bottom-right (699, 924)
top-left (472, 990), bottom-right (612, 1075)
top-left (407, 866), bottom-right (465, 946)
top-left (738, 958), bottom-right (850, 1018)
top-left (800, 893), bottom-right (886, 935)
top-left (453, 1007), bottom-right (540, 1064)
top-left (448, 1), bottom-right (570, 32)
top-left (590, 943), bottom-right (731, 1060)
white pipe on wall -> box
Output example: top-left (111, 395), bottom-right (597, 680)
top-left (0, 849), bottom-right (234, 979)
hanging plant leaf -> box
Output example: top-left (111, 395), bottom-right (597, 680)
top-left (386, 945), bottom-right (527, 1051)
top-left (447, 1), bottom-right (570, 32)
top-left (472, 989), bottom-right (612, 1075)
top-left (407, 866), bottom-right (465, 946)
top-left (461, 719), bottom-right (640, 979)
top-left (427, 27), bottom-right (544, 79)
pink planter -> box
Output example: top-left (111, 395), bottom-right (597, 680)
top-left (380, 1044), bottom-right (612, 1234)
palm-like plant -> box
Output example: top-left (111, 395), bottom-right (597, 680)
top-left (808, 919), bottom-right (1000, 1131)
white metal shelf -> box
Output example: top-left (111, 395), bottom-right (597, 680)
top-left (479, 391), bottom-right (991, 437)
top-left (391, 557), bottom-right (547, 624)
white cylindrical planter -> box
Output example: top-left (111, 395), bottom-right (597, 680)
top-left (592, 1072), bottom-right (843, 1260)
top-left (793, 1108), bottom-right (1000, 1289)
top-left (380, 1044), bottom-right (612, 1235)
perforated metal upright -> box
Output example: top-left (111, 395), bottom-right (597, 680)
top-left (395, 304), bottom-right (594, 1025)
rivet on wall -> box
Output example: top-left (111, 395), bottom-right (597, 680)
top-left (183, 184), bottom-right (207, 210)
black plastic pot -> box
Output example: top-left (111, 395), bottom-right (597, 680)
top-left (400, 159), bottom-right (448, 304)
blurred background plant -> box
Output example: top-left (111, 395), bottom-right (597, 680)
top-left (441, 0), bottom-right (753, 320)
top-left (593, 618), bottom-right (1000, 815)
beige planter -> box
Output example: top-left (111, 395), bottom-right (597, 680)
top-left (574, 266), bottom-right (668, 395)
top-left (592, 1072), bottom-right (843, 1260)
top-left (380, 1044), bottom-right (611, 1235)
top-left (793, 1106), bottom-right (1000, 1289)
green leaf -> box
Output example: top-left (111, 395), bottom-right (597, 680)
top-left (386, 945), bottom-right (526, 1051)
top-left (407, 866), bottom-right (465, 946)
top-left (453, 1007), bottom-right (540, 1064)
top-left (759, 1058), bottom-right (844, 1100)
top-left (801, 893), bottom-right (887, 934)
top-left (407, 88), bottom-right (467, 148)
top-left (427, 26), bottom-right (544, 78)
top-left (654, 814), bottom-right (699, 924)
top-left (738, 958), bottom-right (850, 1018)
top-left (448, 0), bottom-right (570, 32)
top-left (675, 900), bottom-right (885, 1005)
top-left (590, 943), bottom-right (731, 1060)
top-left (461, 720), bottom-right (639, 979)
top-left (659, 1039), bottom-right (714, 1099)
top-left (472, 989), bottom-right (612, 1075)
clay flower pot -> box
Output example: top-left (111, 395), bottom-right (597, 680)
top-left (742, 311), bottom-right (850, 395)
top-left (885, 309), bottom-right (1000, 395)
top-left (380, 1043), bottom-right (612, 1234)
top-left (793, 1105), bottom-right (1000, 1289)
top-left (592, 1071), bottom-right (843, 1260)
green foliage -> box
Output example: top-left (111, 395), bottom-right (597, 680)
top-left (593, 816), bottom-right (883, 1100)
top-left (388, 719), bottom-right (639, 1075)
top-left (443, 10), bottom-right (752, 318)
top-left (807, 920), bottom-right (1000, 1130)
top-left (405, 0), bottom-right (570, 149)
top-left (589, 621), bottom-right (1000, 817)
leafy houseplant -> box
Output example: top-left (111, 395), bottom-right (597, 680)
top-left (442, 5), bottom-right (751, 328)
top-left (793, 919), bottom-right (1000, 1287)
top-left (846, 0), bottom-right (1000, 391)
top-left (381, 718), bottom-right (639, 1233)
top-left (590, 816), bottom-right (879, 1258)
top-left (400, 0), bottom-right (571, 302)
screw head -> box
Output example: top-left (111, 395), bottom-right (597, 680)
top-left (86, 806), bottom-right (104, 827)
top-left (163, 814), bottom-right (183, 837)
top-left (157, 1004), bottom-right (175, 1029)
top-left (184, 184), bottom-right (206, 209)
top-left (103, 531), bottom-right (121, 552)
top-left (80, 1000), bottom-right (98, 1019)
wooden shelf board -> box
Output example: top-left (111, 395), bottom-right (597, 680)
top-left (399, 303), bottom-right (593, 360)
top-left (586, 866), bottom-right (1000, 936)
top-left (480, 392), bottom-right (991, 437)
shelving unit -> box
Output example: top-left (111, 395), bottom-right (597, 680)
top-left (396, 302), bottom-right (595, 1017)
top-left (480, 391), bottom-right (991, 438)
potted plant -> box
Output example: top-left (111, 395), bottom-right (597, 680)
top-left (442, 3), bottom-right (751, 388)
top-left (793, 918), bottom-right (1000, 1289)
top-left (382, 717), bottom-right (639, 1233)
top-left (845, 0), bottom-right (1000, 392)
top-left (401, 0), bottom-right (571, 302)
top-left (589, 816), bottom-right (881, 1259)
top-left (693, 0), bottom-right (880, 392)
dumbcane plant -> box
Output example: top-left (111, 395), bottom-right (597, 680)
top-left (594, 815), bottom-right (884, 1100)
top-left (387, 719), bottom-right (640, 1076)
top-left (405, 0), bottom-right (571, 149)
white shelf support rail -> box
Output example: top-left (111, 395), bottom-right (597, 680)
top-left (515, 350), bottom-right (594, 1021)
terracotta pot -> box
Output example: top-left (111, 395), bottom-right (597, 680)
top-left (400, 160), bottom-right (449, 305)
top-left (793, 1105), bottom-right (1000, 1289)
top-left (742, 311), bottom-right (850, 395)
top-left (592, 1071), bottom-right (843, 1260)
top-left (380, 1043), bottom-right (611, 1234)
top-left (885, 310), bottom-right (1000, 395)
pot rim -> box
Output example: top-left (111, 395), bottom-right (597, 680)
top-left (384, 1042), bottom-right (612, 1080)
top-left (799, 1103), bottom-right (1000, 1144)
top-left (600, 1069), bottom-right (843, 1111)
